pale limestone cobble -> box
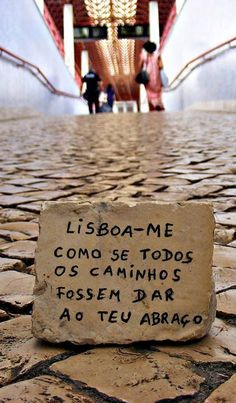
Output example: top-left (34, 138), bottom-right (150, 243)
top-left (0, 110), bottom-right (236, 402)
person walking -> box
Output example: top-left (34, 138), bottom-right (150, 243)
top-left (82, 68), bottom-right (101, 114)
top-left (139, 41), bottom-right (164, 111)
top-left (105, 83), bottom-right (115, 110)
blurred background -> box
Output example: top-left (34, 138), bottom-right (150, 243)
top-left (0, 0), bottom-right (235, 115)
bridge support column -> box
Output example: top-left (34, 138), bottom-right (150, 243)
top-left (34, 0), bottom-right (44, 14)
top-left (176, 0), bottom-right (185, 14)
top-left (149, 1), bottom-right (160, 46)
top-left (63, 4), bottom-right (75, 77)
top-left (81, 50), bottom-right (89, 78)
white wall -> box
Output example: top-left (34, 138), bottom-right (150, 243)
top-left (162, 0), bottom-right (236, 111)
top-left (0, 0), bottom-right (87, 115)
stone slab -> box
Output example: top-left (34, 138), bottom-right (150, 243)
top-left (0, 222), bottom-right (38, 239)
top-left (5, 178), bottom-right (46, 186)
top-left (214, 228), bottom-right (235, 245)
top-left (0, 270), bottom-right (35, 310)
top-left (214, 267), bottom-right (236, 292)
top-left (0, 208), bottom-right (36, 223)
top-left (0, 271), bottom-right (34, 295)
top-left (18, 202), bottom-right (42, 213)
top-left (219, 188), bottom-right (236, 196)
top-left (216, 290), bottom-right (236, 316)
top-left (146, 191), bottom-right (190, 201)
top-left (32, 201), bottom-right (215, 345)
top-left (0, 257), bottom-right (26, 272)
top-left (205, 373), bottom-right (236, 403)
top-left (15, 189), bottom-right (74, 201)
top-left (215, 212), bottom-right (236, 226)
top-left (213, 245), bottom-right (236, 269)
top-left (51, 348), bottom-right (204, 402)
top-left (0, 376), bottom-right (93, 403)
top-left (0, 316), bottom-right (68, 386)
top-left (228, 240), bottom-right (236, 248)
top-left (0, 195), bottom-right (39, 207)
top-left (0, 185), bottom-right (34, 194)
top-left (0, 240), bottom-right (36, 260)
top-left (153, 318), bottom-right (236, 364)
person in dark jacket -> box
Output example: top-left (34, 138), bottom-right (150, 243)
top-left (105, 83), bottom-right (115, 109)
top-left (82, 69), bottom-right (101, 114)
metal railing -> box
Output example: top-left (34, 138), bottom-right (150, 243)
top-left (163, 36), bottom-right (236, 91)
top-left (0, 45), bottom-right (83, 101)
top-left (2, 36), bottom-right (235, 102)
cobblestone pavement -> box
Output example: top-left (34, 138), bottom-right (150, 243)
top-left (0, 109), bottom-right (236, 402)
